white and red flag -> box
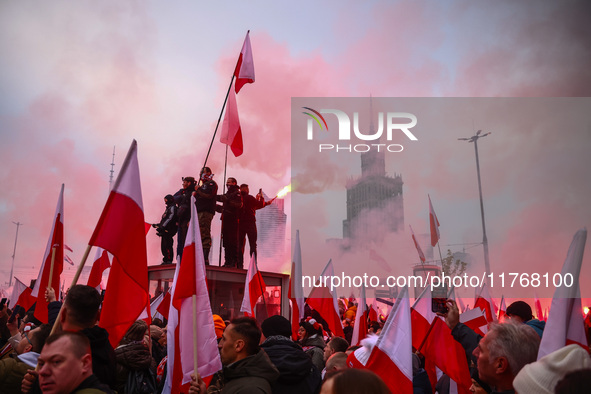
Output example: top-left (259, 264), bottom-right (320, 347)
top-left (428, 195), bottom-right (440, 247)
top-left (240, 254), bottom-right (266, 317)
top-left (220, 88), bottom-right (243, 157)
top-left (366, 286), bottom-right (413, 394)
top-left (534, 292), bottom-right (544, 321)
top-left (157, 290), bottom-right (172, 321)
top-left (538, 228), bottom-right (588, 359)
top-left (10, 277), bottom-right (36, 312)
top-left (89, 141), bottom-right (150, 347)
top-left (474, 281), bottom-right (497, 323)
top-left (411, 286), bottom-right (438, 388)
top-left (409, 225), bottom-right (426, 263)
top-left (86, 248), bottom-right (111, 290)
top-left (288, 230), bottom-right (305, 340)
top-left (234, 31), bottom-right (255, 93)
top-left (498, 295), bottom-right (507, 321)
top-left (32, 184), bottom-right (64, 324)
top-left (307, 260), bottom-right (345, 338)
top-left (351, 285), bottom-right (368, 346)
top-left (165, 196), bottom-right (222, 393)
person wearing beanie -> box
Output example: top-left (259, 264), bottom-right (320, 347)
top-left (513, 344), bottom-right (591, 394)
top-left (260, 315), bottom-right (322, 394)
top-left (505, 301), bottom-right (545, 338)
top-left (212, 314), bottom-right (226, 342)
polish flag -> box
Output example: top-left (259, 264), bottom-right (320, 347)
top-left (10, 277), bottom-right (36, 312)
top-left (534, 293), bottom-right (544, 321)
top-left (474, 281), bottom-right (497, 323)
top-left (352, 285), bottom-right (368, 346)
top-left (538, 228), bottom-right (588, 359)
top-left (366, 286), bottom-right (413, 394)
top-left (411, 286), bottom-right (438, 388)
top-left (87, 248), bottom-right (111, 290)
top-left (32, 184), bottom-right (64, 324)
top-left (156, 290), bottom-right (172, 321)
top-left (428, 195), bottom-right (440, 247)
top-left (409, 225), bottom-right (426, 263)
top-left (306, 260), bottom-right (345, 338)
top-left (460, 307), bottom-right (488, 337)
top-left (240, 254), bottom-right (266, 317)
top-left (220, 88), bottom-right (243, 157)
top-left (89, 141), bottom-right (150, 347)
top-left (234, 31), bottom-right (255, 93)
top-left (422, 318), bottom-right (473, 394)
top-left (148, 291), bottom-right (166, 321)
top-left (498, 295), bottom-right (507, 321)
top-left (165, 196), bottom-right (222, 393)
top-left (288, 230), bottom-right (305, 339)
top-left (368, 298), bottom-right (379, 323)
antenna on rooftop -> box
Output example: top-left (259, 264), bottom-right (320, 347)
top-left (109, 146), bottom-right (116, 191)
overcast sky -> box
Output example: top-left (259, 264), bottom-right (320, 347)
top-left (1, 1), bottom-right (590, 306)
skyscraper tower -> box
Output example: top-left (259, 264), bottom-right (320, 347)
top-left (342, 99), bottom-right (404, 244)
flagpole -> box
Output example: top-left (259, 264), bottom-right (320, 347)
top-left (192, 294), bottom-right (199, 375)
top-left (203, 75), bottom-right (235, 169)
top-left (50, 244), bottom-right (92, 335)
top-left (218, 145), bottom-right (229, 266)
top-left (47, 245), bottom-right (57, 296)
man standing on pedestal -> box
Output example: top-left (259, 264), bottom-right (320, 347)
top-left (217, 177), bottom-right (242, 268)
top-left (194, 167), bottom-right (217, 265)
top-left (239, 184), bottom-right (274, 268)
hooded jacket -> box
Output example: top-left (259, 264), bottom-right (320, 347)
top-left (260, 336), bottom-right (321, 394)
top-left (208, 349), bottom-right (279, 394)
top-left (300, 335), bottom-right (326, 372)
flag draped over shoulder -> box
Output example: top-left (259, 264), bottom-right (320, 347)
top-left (87, 248), bottom-right (111, 290)
top-left (89, 140), bottom-right (149, 347)
top-left (32, 184), bottom-right (64, 324)
top-left (234, 31), bottom-right (255, 93)
top-left (538, 228), bottom-right (588, 359)
top-left (220, 88), bottom-right (243, 157)
top-left (10, 277), bottom-right (35, 312)
top-left (165, 196), bottom-right (221, 393)
top-left (306, 260), bottom-right (345, 338)
top-left (366, 286), bottom-right (413, 394)
top-left (428, 195), bottom-right (440, 247)
top-left (289, 230), bottom-right (305, 339)
top-left (240, 254), bottom-right (266, 317)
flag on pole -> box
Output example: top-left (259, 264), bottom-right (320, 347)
top-left (219, 88), bottom-right (243, 157)
top-left (534, 293), bottom-right (544, 321)
top-left (307, 260), bottom-right (345, 338)
top-left (352, 285), bottom-right (368, 346)
top-left (409, 225), bottom-right (426, 263)
top-left (474, 281), bottom-right (497, 323)
top-left (87, 248), bottom-right (111, 290)
top-left (538, 228), bottom-right (588, 359)
top-left (157, 290), bottom-right (172, 321)
top-left (240, 254), bottom-right (266, 317)
top-left (366, 286), bottom-right (413, 394)
top-left (166, 196), bottom-right (222, 392)
top-left (289, 230), bottom-right (305, 340)
top-left (89, 140), bottom-right (150, 347)
top-left (368, 298), bottom-right (379, 323)
top-left (234, 31), bottom-right (255, 93)
top-left (10, 277), bottom-right (36, 312)
top-left (428, 195), bottom-right (440, 247)
top-left (498, 295), bottom-right (507, 321)
top-left (411, 286), bottom-right (438, 388)
top-left (32, 184), bottom-right (65, 323)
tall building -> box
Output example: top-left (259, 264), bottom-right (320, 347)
top-left (342, 135), bottom-right (404, 244)
top-left (256, 193), bottom-right (287, 264)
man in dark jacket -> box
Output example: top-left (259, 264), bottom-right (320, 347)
top-left (238, 184), bottom-right (273, 268)
top-left (194, 167), bottom-right (218, 265)
top-left (152, 194), bottom-right (178, 264)
top-left (25, 285), bottom-right (117, 392)
top-left (216, 177), bottom-right (242, 268)
top-left (260, 315), bottom-right (321, 394)
top-left (191, 316), bottom-right (279, 394)
top-left (174, 176), bottom-right (197, 259)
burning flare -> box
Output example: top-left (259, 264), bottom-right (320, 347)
top-left (276, 184), bottom-right (291, 198)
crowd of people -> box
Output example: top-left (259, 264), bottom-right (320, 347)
top-left (1, 287), bottom-right (590, 393)
top-left (152, 167), bottom-right (273, 268)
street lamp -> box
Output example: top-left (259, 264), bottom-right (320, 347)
top-left (458, 130), bottom-right (491, 277)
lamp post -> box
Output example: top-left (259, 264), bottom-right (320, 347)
top-left (458, 130), bottom-right (491, 277)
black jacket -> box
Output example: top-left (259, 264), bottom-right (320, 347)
top-left (261, 336), bottom-right (321, 394)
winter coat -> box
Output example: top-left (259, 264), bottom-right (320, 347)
top-left (525, 319), bottom-right (545, 338)
top-left (83, 326), bottom-right (117, 389)
top-left (300, 335), bottom-right (326, 372)
top-left (115, 341), bottom-right (156, 394)
top-left (208, 349), bottom-right (280, 394)
top-left (260, 336), bottom-right (321, 394)
top-left (0, 354), bottom-right (36, 393)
